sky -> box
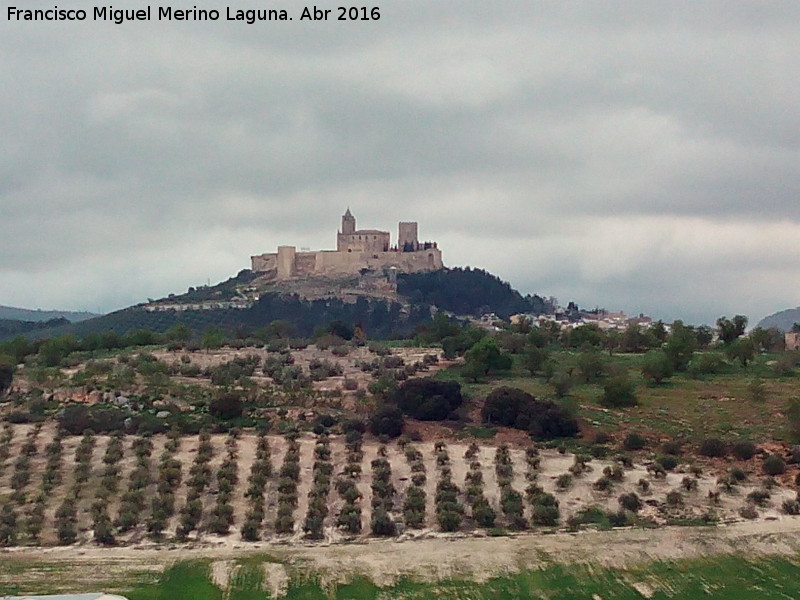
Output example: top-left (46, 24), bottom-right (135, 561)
top-left (1, 1), bottom-right (799, 325)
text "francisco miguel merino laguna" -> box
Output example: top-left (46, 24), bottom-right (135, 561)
top-left (7, 5), bottom-right (382, 24)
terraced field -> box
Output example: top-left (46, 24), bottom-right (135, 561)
top-left (0, 424), bottom-right (796, 547)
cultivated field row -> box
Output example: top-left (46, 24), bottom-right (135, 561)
top-left (0, 423), bottom-right (795, 547)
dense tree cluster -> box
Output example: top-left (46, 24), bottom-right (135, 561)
top-left (398, 267), bottom-right (549, 319)
top-left (389, 378), bottom-right (463, 421)
top-left (481, 387), bottom-right (578, 440)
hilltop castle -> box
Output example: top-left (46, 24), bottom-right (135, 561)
top-left (251, 209), bottom-right (444, 280)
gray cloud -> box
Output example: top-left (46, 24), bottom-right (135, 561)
top-left (2, 1), bottom-right (799, 324)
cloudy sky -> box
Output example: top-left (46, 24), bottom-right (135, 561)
top-left (2, 1), bottom-right (799, 325)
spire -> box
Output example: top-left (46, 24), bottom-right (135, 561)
top-left (344, 207), bottom-right (352, 217)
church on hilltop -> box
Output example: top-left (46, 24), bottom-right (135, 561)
top-left (251, 209), bottom-right (444, 280)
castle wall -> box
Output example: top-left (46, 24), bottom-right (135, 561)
top-left (251, 252), bottom-right (278, 272)
top-left (294, 252), bottom-right (317, 276)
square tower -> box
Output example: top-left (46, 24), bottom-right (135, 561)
top-left (398, 222), bottom-right (418, 251)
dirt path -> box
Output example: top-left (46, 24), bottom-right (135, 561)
top-left (7, 517), bottom-right (800, 590)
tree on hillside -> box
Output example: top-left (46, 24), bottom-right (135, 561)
top-left (641, 350), bottom-right (673, 384)
top-left (201, 327), bottom-right (226, 350)
top-left (619, 323), bottom-right (649, 353)
top-left (576, 346), bottom-right (605, 383)
top-left (726, 337), bottom-right (756, 367)
top-left (165, 323), bottom-right (192, 343)
top-left (717, 315), bottom-right (748, 345)
top-left (695, 325), bottom-right (714, 349)
top-left (369, 405), bottom-right (404, 438)
top-left (463, 337), bottom-right (512, 380)
top-left (664, 321), bottom-right (696, 372)
top-left (390, 378), bottom-right (463, 421)
top-left (600, 374), bottom-right (638, 408)
top-left (567, 324), bottom-right (604, 348)
top-left (522, 345), bottom-right (549, 375)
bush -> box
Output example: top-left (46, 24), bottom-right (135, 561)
top-left (618, 492), bottom-right (642, 513)
top-left (656, 455), bottom-right (678, 471)
top-left (369, 405), bottom-right (404, 438)
top-left (622, 433), bottom-right (646, 451)
top-left (600, 375), bottom-right (637, 408)
top-left (209, 392), bottom-right (244, 420)
top-left (665, 490), bottom-right (684, 507)
top-left (661, 440), bottom-right (683, 455)
top-left (390, 378), bottom-right (463, 421)
top-left (732, 441), bottom-right (757, 461)
top-left (762, 454), bottom-right (786, 476)
top-left (531, 503), bottom-right (560, 526)
top-left (641, 350), bottom-right (674, 384)
top-left (699, 438), bottom-right (727, 458)
top-left (482, 387), bottom-right (578, 440)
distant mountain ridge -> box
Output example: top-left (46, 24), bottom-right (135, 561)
top-left (757, 307), bottom-right (800, 333)
top-left (0, 305), bottom-right (99, 323)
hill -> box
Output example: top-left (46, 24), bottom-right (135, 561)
top-left (757, 307), bottom-right (800, 332)
top-left (0, 317), bottom-right (71, 339)
top-left (6, 267), bottom-right (551, 342)
top-left (0, 305), bottom-right (99, 322)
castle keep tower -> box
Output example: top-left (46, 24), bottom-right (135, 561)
top-left (398, 222), bottom-right (419, 251)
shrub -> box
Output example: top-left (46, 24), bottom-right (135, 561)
top-left (555, 474), bottom-right (573, 490)
top-left (782, 499), bottom-right (800, 515)
top-left (618, 492), bottom-right (642, 513)
top-left (762, 454), bottom-right (786, 476)
top-left (739, 504), bottom-right (758, 519)
top-left (369, 405), bottom-right (404, 438)
top-left (730, 440), bottom-right (757, 461)
top-left (600, 375), bottom-right (637, 408)
top-left (641, 350), bottom-right (674, 384)
top-left (482, 387), bottom-right (578, 440)
top-left (699, 438), bottom-right (727, 458)
top-left (472, 501), bottom-right (496, 528)
top-left (729, 467), bottom-right (747, 482)
top-left (531, 503), bottom-right (559, 526)
top-left (665, 490), bottom-right (684, 507)
top-left (371, 507), bottom-right (396, 536)
top-left (209, 392), bottom-right (244, 420)
top-left (746, 489), bottom-right (770, 506)
top-left (390, 378), bottom-right (463, 421)
top-left (622, 433), bottom-right (646, 451)
top-left (681, 476), bottom-right (698, 492)
top-left (656, 455), bottom-right (678, 471)
top-left (661, 440), bottom-right (683, 455)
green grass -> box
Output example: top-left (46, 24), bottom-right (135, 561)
top-left (437, 349), bottom-right (800, 444)
top-left (6, 555), bottom-right (800, 600)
